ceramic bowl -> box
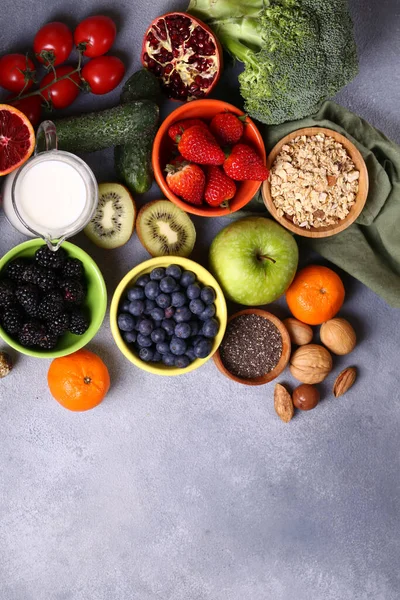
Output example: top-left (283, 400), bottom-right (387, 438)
top-left (213, 308), bottom-right (291, 386)
top-left (262, 127), bottom-right (369, 238)
top-left (152, 99), bottom-right (266, 217)
top-left (0, 239), bottom-right (107, 358)
top-left (110, 256), bottom-right (227, 376)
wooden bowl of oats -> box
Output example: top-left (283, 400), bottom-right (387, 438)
top-left (262, 127), bottom-right (369, 238)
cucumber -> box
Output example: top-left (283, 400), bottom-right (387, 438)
top-left (114, 70), bottom-right (161, 195)
top-left (54, 100), bottom-right (159, 153)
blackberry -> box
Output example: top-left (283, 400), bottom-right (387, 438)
top-left (69, 309), bottom-right (89, 335)
top-left (0, 279), bottom-right (16, 308)
top-left (18, 321), bottom-right (45, 347)
top-left (38, 291), bottom-right (64, 321)
top-left (35, 245), bottom-right (66, 270)
top-left (1, 307), bottom-right (23, 335)
top-left (48, 312), bottom-right (70, 336)
top-left (5, 258), bottom-right (29, 283)
top-left (22, 264), bottom-right (56, 291)
top-left (37, 330), bottom-right (59, 350)
top-left (59, 278), bottom-right (86, 305)
top-left (15, 284), bottom-right (40, 316)
top-left (62, 258), bottom-right (84, 280)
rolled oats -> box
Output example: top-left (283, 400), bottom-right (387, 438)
top-left (270, 133), bottom-right (359, 229)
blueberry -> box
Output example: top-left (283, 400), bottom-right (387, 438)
top-left (188, 320), bottom-right (200, 336)
top-left (156, 293), bottom-right (171, 309)
top-left (199, 304), bottom-right (216, 321)
top-left (170, 336), bottom-right (187, 356)
top-left (143, 299), bottom-right (156, 315)
top-left (171, 291), bottom-right (186, 307)
top-left (185, 348), bottom-right (196, 362)
top-left (162, 353), bottom-right (175, 366)
top-left (202, 318), bottom-right (219, 338)
top-left (150, 267), bottom-right (166, 281)
top-left (200, 286), bottom-right (216, 305)
top-left (189, 298), bottom-right (205, 315)
top-left (192, 335), bottom-right (206, 347)
top-left (174, 306), bottom-right (192, 322)
top-left (123, 330), bottom-right (137, 344)
top-left (159, 276), bottom-right (176, 293)
top-left (135, 316), bottom-right (145, 331)
top-left (144, 281), bottom-right (159, 300)
top-left (151, 351), bottom-right (162, 363)
top-left (186, 283), bottom-right (201, 299)
top-left (139, 347), bottom-right (154, 362)
top-left (164, 306), bottom-right (175, 319)
top-left (153, 320), bottom-right (163, 329)
top-left (128, 300), bottom-right (145, 316)
top-left (175, 355), bottom-right (190, 369)
top-left (120, 299), bottom-right (131, 312)
top-left (127, 286), bottom-right (145, 301)
top-left (136, 274), bottom-right (150, 287)
top-left (194, 338), bottom-right (213, 358)
top-left (150, 307), bottom-right (164, 321)
top-left (156, 341), bottom-right (170, 355)
top-left (118, 313), bottom-right (135, 332)
top-left (174, 322), bottom-right (191, 339)
top-left (137, 333), bottom-right (152, 348)
top-left (138, 318), bottom-right (154, 336)
top-left (151, 328), bottom-right (166, 344)
top-left (166, 264), bottom-right (182, 279)
top-left (180, 270), bottom-right (196, 287)
top-left (161, 318), bottom-right (175, 336)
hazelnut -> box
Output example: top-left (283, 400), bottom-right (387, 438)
top-left (283, 318), bottom-right (313, 346)
top-left (320, 318), bottom-right (356, 355)
top-left (293, 384), bottom-right (320, 410)
top-left (290, 343), bottom-right (332, 384)
top-left (0, 351), bottom-right (13, 378)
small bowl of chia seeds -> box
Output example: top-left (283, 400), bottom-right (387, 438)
top-left (213, 309), bottom-right (291, 385)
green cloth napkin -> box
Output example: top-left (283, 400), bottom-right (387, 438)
top-left (242, 101), bottom-right (400, 308)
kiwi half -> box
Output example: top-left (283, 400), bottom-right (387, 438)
top-left (85, 183), bottom-right (136, 249)
top-left (136, 200), bottom-right (196, 257)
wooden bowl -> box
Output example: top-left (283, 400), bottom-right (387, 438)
top-left (262, 127), bottom-right (369, 238)
top-left (213, 308), bottom-right (291, 386)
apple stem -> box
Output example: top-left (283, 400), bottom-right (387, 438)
top-left (257, 254), bottom-right (276, 264)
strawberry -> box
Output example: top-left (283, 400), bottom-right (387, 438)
top-left (178, 125), bottom-right (225, 166)
top-left (204, 166), bottom-right (236, 207)
top-left (223, 143), bottom-right (269, 181)
top-left (168, 118), bottom-right (208, 143)
top-left (210, 112), bottom-right (246, 145)
top-left (165, 157), bottom-right (205, 205)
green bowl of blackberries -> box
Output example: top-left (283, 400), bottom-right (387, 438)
top-left (0, 239), bottom-right (107, 358)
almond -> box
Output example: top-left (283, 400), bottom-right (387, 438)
top-left (274, 383), bottom-right (294, 423)
top-left (333, 367), bottom-right (357, 398)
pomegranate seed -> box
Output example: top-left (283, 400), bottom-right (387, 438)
top-left (148, 59), bottom-right (156, 68)
top-left (165, 64), bottom-right (173, 74)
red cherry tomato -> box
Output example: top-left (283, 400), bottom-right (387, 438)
top-left (81, 56), bottom-right (125, 95)
top-left (8, 95), bottom-right (42, 127)
top-left (0, 54), bottom-right (35, 93)
top-left (34, 22), bottom-right (73, 66)
top-left (40, 65), bottom-right (81, 109)
top-left (74, 16), bottom-right (117, 58)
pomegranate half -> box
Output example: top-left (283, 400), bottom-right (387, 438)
top-left (141, 12), bottom-right (222, 102)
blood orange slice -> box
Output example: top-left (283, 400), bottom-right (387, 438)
top-left (0, 104), bottom-right (35, 176)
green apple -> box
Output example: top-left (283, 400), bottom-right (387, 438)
top-left (209, 217), bottom-right (298, 305)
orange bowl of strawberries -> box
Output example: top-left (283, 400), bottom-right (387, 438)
top-left (152, 99), bottom-right (268, 217)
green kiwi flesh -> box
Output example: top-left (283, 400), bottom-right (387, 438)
top-left (84, 183), bottom-right (136, 249)
top-left (137, 200), bottom-right (196, 257)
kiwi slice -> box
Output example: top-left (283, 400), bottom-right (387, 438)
top-left (85, 183), bottom-right (136, 249)
top-left (136, 200), bottom-right (196, 257)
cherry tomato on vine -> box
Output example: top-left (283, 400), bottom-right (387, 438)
top-left (34, 22), bottom-right (73, 67)
top-left (40, 65), bottom-right (81, 110)
top-left (8, 95), bottom-right (42, 127)
top-left (0, 54), bottom-right (35, 93)
top-left (74, 16), bottom-right (117, 58)
top-left (81, 56), bottom-right (125, 95)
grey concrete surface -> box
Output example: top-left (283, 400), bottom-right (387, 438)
top-left (0, 1), bottom-right (400, 599)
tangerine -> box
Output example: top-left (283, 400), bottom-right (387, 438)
top-left (286, 265), bottom-right (345, 325)
top-left (48, 349), bottom-right (110, 411)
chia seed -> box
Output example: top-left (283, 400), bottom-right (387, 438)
top-left (219, 314), bottom-right (282, 379)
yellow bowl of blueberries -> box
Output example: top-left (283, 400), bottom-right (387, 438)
top-left (110, 256), bottom-right (227, 376)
